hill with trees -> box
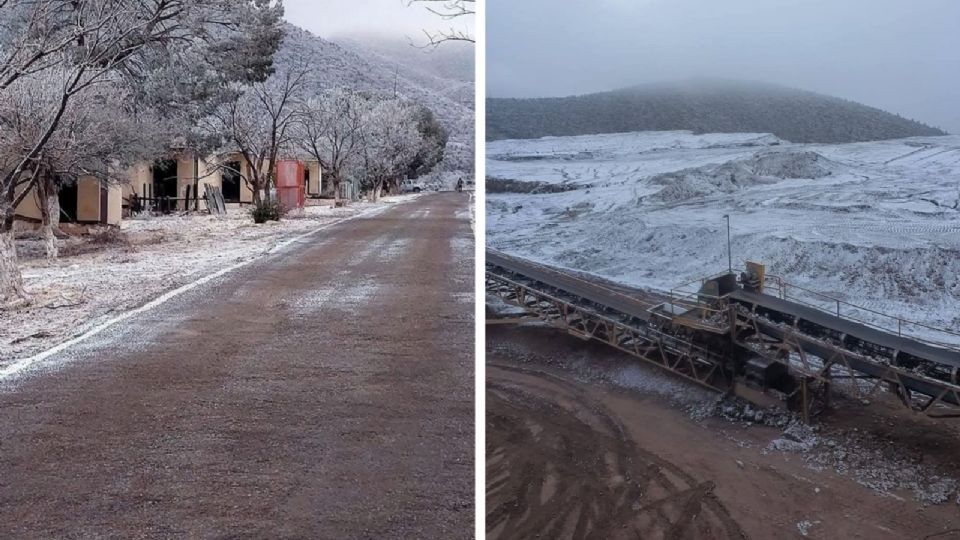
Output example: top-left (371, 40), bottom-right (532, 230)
top-left (279, 26), bottom-right (474, 172)
top-left (487, 79), bottom-right (946, 143)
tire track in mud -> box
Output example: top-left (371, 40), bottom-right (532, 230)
top-left (487, 363), bottom-right (745, 540)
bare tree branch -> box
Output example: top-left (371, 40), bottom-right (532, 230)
top-left (408, 0), bottom-right (475, 45)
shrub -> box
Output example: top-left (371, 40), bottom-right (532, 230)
top-left (249, 199), bottom-right (286, 224)
top-left (88, 227), bottom-right (128, 245)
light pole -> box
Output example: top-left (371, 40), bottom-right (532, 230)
top-left (723, 214), bottom-right (732, 273)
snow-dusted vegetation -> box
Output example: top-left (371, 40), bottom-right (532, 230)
top-left (0, 1), bottom-right (472, 309)
top-left (0, 0), bottom-right (287, 305)
top-left (280, 26), bottom-right (474, 172)
top-left (487, 130), bottom-right (960, 336)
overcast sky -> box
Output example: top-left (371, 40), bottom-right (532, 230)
top-left (488, 0), bottom-right (960, 133)
top-left (284, 0), bottom-right (470, 44)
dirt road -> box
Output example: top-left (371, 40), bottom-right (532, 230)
top-left (0, 193), bottom-right (474, 538)
top-left (487, 325), bottom-right (960, 540)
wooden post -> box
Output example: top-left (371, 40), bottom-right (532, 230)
top-left (193, 156), bottom-right (200, 212)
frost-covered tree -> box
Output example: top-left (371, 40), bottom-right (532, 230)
top-left (406, 105), bottom-right (448, 179)
top-left (357, 99), bottom-right (422, 201)
top-left (0, 0), bottom-right (285, 306)
top-left (1, 69), bottom-right (168, 259)
top-left (200, 65), bottom-right (309, 205)
top-left (274, 24), bottom-right (473, 173)
top-left (295, 88), bottom-right (368, 202)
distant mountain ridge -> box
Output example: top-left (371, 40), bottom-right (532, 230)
top-left (486, 79), bottom-right (946, 143)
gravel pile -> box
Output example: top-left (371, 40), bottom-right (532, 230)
top-left (765, 424), bottom-right (959, 505)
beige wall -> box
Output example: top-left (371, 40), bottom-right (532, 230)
top-left (15, 175), bottom-right (120, 226)
top-left (105, 182), bottom-right (122, 226)
top-left (77, 175), bottom-right (122, 225)
top-left (13, 183), bottom-right (43, 221)
top-left (305, 161), bottom-right (322, 195)
top-left (237, 157), bottom-right (255, 203)
top-left (117, 153), bottom-right (319, 215)
top-left (124, 162), bottom-right (152, 200)
top-left (76, 177), bottom-right (101, 222)
top-left (177, 157), bottom-right (194, 200)
top-left (18, 153), bottom-right (322, 224)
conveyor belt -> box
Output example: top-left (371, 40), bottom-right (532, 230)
top-left (488, 250), bottom-right (960, 415)
top-left (730, 289), bottom-right (960, 369)
top-left (487, 251), bottom-right (657, 321)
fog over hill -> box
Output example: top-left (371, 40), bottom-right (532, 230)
top-left (277, 25), bottom-right (475, 171)
top-left (487, 79), bottom-right (946, 144)
top-left (335, 35), bottom-right (474, 87)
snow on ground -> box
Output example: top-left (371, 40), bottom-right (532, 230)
top-left (487, 130), bottom-right (960, 344)
top-left (0, 195), bottom-right (420, 364)
top-left (487, 131), bottom-right (786, 188)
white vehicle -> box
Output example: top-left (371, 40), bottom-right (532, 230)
top-left (399, 179), bottom-right (423, 193)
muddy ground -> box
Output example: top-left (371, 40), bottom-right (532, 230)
top-left (487, 324), bottom-right (960, 540)
top-left (0, 192), bottom-right (474, 538)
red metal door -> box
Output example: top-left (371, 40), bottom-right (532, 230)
top-left (275, 161), bottom-right (305, 210)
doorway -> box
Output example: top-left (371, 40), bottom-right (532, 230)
top-left (152, 159), bottom-right (179, 213)
top-left (58, 181), bottom-right (78, 223)
top-left (222, 161), bottom-right (242, 203)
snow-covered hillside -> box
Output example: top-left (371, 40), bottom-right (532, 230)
top-left (279, 26), bottom-right (474, 171)
top-left (487, 130), bottom-right (960, 341)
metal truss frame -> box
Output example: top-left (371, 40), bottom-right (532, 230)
top-left (733, 305), bottom-right (960, 419)
top-left (487, 271), bottom-right (731, 392)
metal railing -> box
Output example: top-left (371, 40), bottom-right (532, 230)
top-left (662, 271), bottom-right (739, 327)
top-left (762, 274), bottom-right (960, 351)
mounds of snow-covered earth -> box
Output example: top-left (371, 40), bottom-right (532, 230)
top-left (648, 150), bottom-right (842, 203)
top-left (0, 195), bottom-right (419, 364)
top-left (486, 130), bottom-right (786, 187)
top-left (487, 130), bottom-right (960, 343)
